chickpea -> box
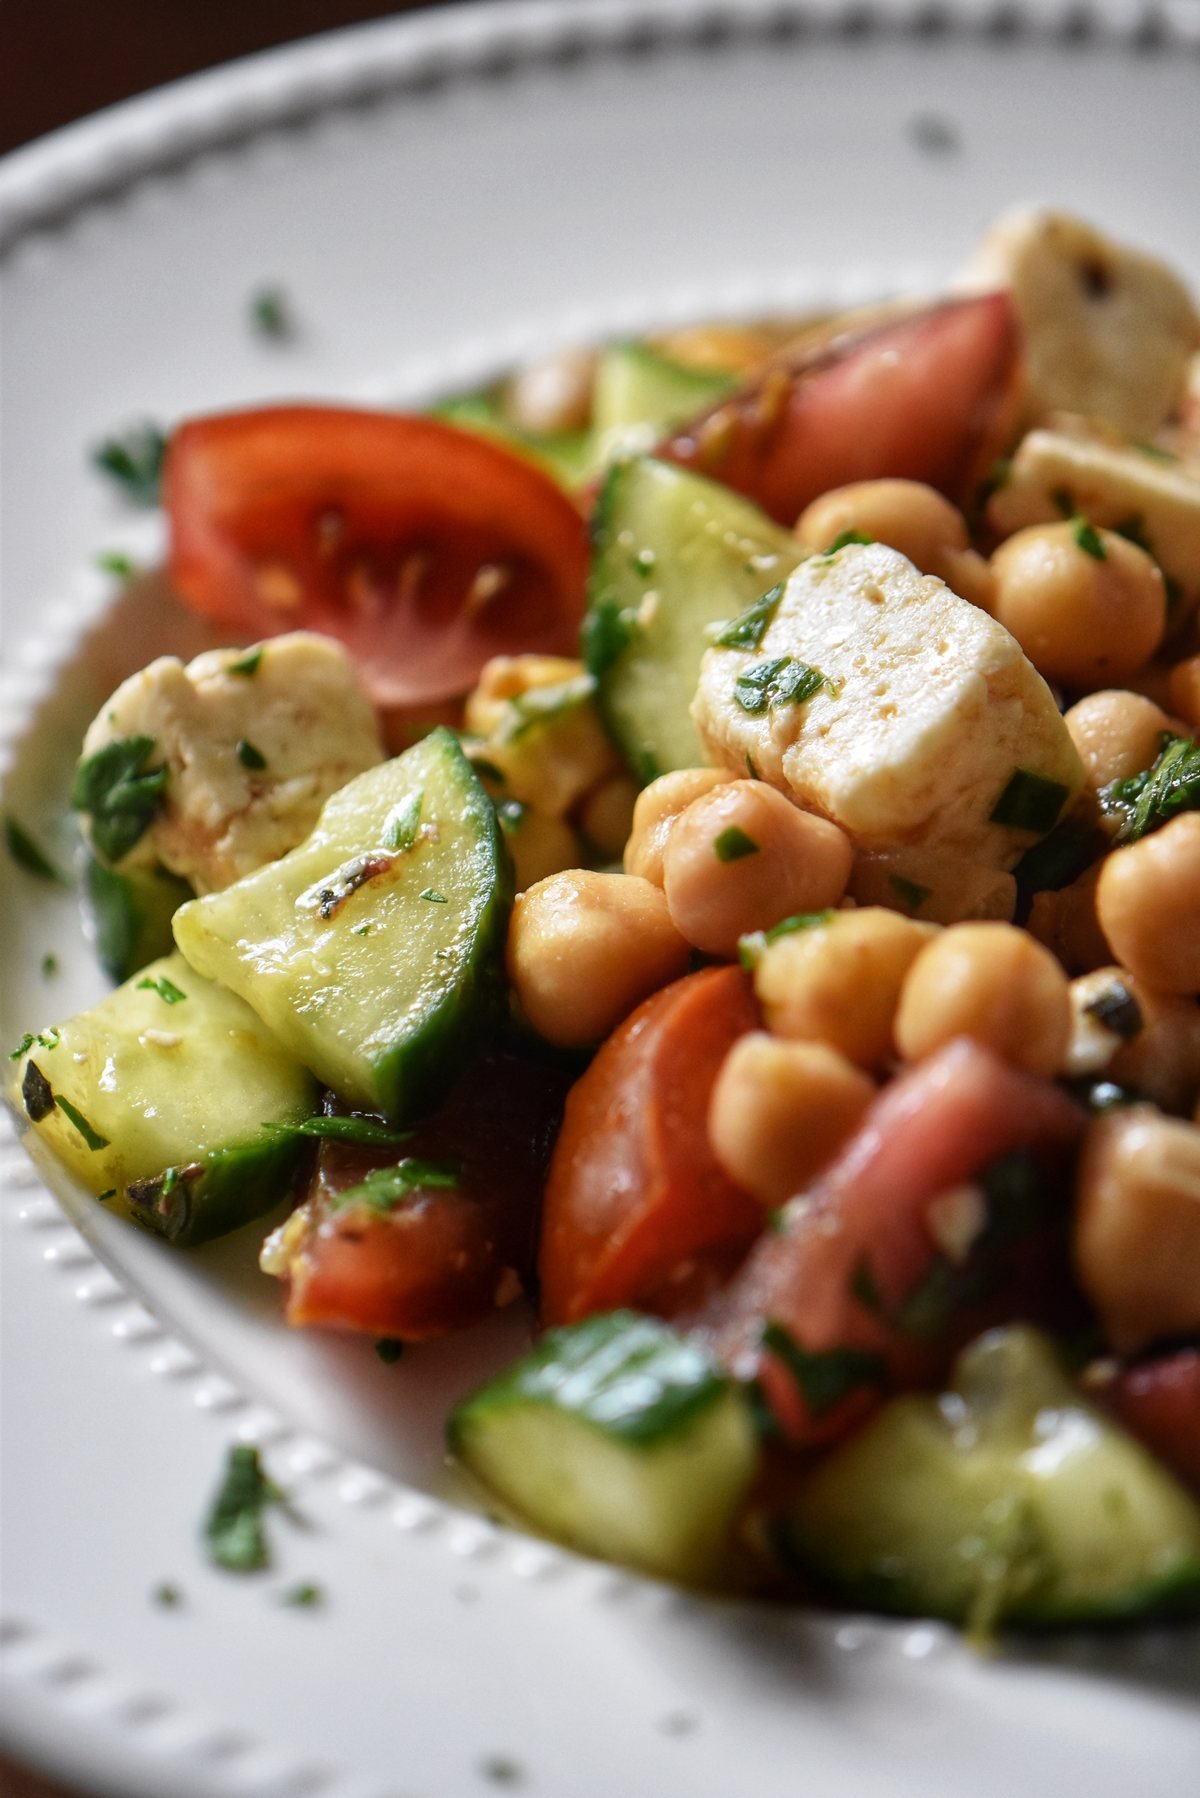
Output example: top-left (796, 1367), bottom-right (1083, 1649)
top-left (623, 767), bottom-right (727, 885)
top-left (662, 781), bottom-right (852, 959)
top-left (1067, 966), bottom-right (1200, 1115)
top-left (1095, 813), bottom-right (1200, 994)
top-left (464, 654), bottom-right (619, 818)
top-left (989, 523), bottom-right (1166, 688)
top-left (504, 346), bottom-right (597, 436)
top-left (848, 847), bottom-right (1016, 925)
top-left (1168, 654), bottom-right (1200, 730)
top-left (506, 871), bottom-right (689, 1047)
top-left (795, 480), bottom-right (993, 611)
top-left (708, 1034), bottom-right (875, 1207)
top-left (1063, 690), bottom-right (1174, 792)
top-left (496, 802), bottom-right (581, 893)
top-left (1074, 1107), bottom-right (1200, 1353)
top-left (1027, 864), bottom-right (1111, 975)
top-left (755, 908), bottom-right (935, 1069)
top-left (578, 774), bottom-right (639, 861)
top-left (894, 921), bottom-right (1071, 1076)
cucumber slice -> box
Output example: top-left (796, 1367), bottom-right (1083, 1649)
top-left (448, 1310), bottom-right (759, 1583)
top-left (83, 854), bottom-right (193, 982)
top-left (173, 728), bottom-right (512, 1120)
top-left (777, 1326), bottom-right (1200, 1628)
top-left (431, 391), bottom-right (597, 490)
top-left (583, 457), bottom-right (805, 780)
top-left (591, 341), bottom-right (736, 455)
top-left (11, 952), bottom-right (316, 1245)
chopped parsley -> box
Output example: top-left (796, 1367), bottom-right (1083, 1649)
top-left (375, 1338), bottom-right (406, 1364)
top-left (137, 973), bottom-right (187, 1005)
top-left (822, 528), bottom-right (874, 554)
top-left (420, 888), bottom-right (448, 903)
top-left (96, 550), bottom-right (138, 578)
top-left (713, 826), bottom-right (759, 863)
top-left (236, 739), bottom-right (267, 772)
top-left (12, 1027), bottom-right (61, 1063)
top-left (4, 817), bottom-right (68, 885)
top-left (91, 423), bottom-right (167, 506)
top-left (1084, 979), bottom-right (1143, 1041)
top-left (71, 736), bottom-right (168, 864)
top-left (634, 746), bottom-right (663, 786)
top-left (152, 1583), bottom-right (182, 1608)
top-left (97, 1189), bottom-right (117, 1203)
top-left (1100, 733), bottom-right (1200, 843)
top-left (250, 286), bottom-right (294, 338)
top-left (41, 954), bottom-right (59, 978)
top-left (733, 655), bottom-right (830, 715)
top-left (281, 1582), bottom-right (323, 1608)
top-left (288, 1115), bottom-right (413, 1149)
top-left (707, 585), bottom-right (784, 651)
top-left (759, 1321), bottom-right (887, 1418)
top-left (1012, 814), bottom-right (1102, 897)
top-left (54, 1094), bottom-right (110, 1151)
top-left (989, 768), bottom-right (1069, 835)
top-left (229, 647), bottom-right (264, 678)
top-left (203, 1445), bottom-right (284, 1573)
top-left (738, 909), bottom-right (833, 970)
top-left (889, 874), bottom-right (931, 911)
top-left (581, 596), bottom-right (636, 678)
top-left (384, 789), bottom-right (424, 852)
top-left (1071, 515), bottom-right (1106, 561)
top-left (352, 921), bottom-right (372, 937)
top-left (495, 674), bottom-right (596, 745)
top-left (331, 1157), bottom-right (462, 1214)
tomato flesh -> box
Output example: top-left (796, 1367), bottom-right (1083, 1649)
top-left (707, 1040), bottom-right (1084, 1447)
top-left (539, 966), bottom-right (763, 1327)
top-left (166, 407), bottom-right (590, 710)
top-left (279, 1052), bottom-right (571, 1339)
top-left (661, 293), bottom-right (1020, 524)
top-left (1093, 1350), bottom-right (1200, 1497)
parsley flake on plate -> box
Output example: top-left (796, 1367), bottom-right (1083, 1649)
top-left (203, 1445), bottom-right (284, 1573)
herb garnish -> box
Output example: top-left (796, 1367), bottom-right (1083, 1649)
top-left (96, 550), bottom-right (138, 579)
top-left (152, 1583), bottom-right (182, 1608)
top-left (289, 1115), bottom-right (413, 1149)
top-left (733, 656), bottom-right (830, 715)
top-left (281, 1582), bottom-right (322, 1607)
top-left (92, 423), bottom-right (167, 506)
top-left (989, 768), bottom-right (1069, 835)
top-left (203, 1445), bottom-right (284, 1573)
top-left (375, 1338), bottom-right (406, 1364)
top-left (41, 954), bottom-right (59, 978)
top-left (229, 647), bottom-right (264, 678)
top-left (581, 596), bottom-right (636, 678)
top-left (708, 585), bottom-right (784, 651)
top-left (1084, 979), bottom-right (1143, 1041)
top-left (4, 817), bottom-right (68, 885)
top-left (1071, 516), bottom-right (1107, 561)
top-left (250, 286), bottom-right (293, 339)
top-left (137, 974), bottom-right (187, 1005)
top-left (384, 789), bottom-right (424, 852)
top-left (713, 826), bottom-right (759, 863)
top-left (1012, 814), bottom-right (1102, 897)
top-left (1100, 733), bottom-right (1200, 842)
top-left (236, 739), bottom-right (267, 772)
top-left (822, 528), bottom-right (874, 554)
top-left (889, 874), bottom-right (931, 911)
top-left (331, 1158), bottom-right (462, 1214)
top-left (54, 1094), bottom-right (110, 1151)
top-left (72, 736), bottom-right (168, 863)
top-left (420, 888), bottom-right (448, 903)
top-left (759, 1321), bottom-right (887, 1418)
top-left (738, 909), bottom-right (833, 970)
top-left (495, 674), bottom-right (596, 744)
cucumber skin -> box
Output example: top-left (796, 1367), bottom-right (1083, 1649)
top-left (126, 1132), bottom-right (305, 1248)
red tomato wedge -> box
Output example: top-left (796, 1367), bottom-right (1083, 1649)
top-left (1093, 1350), bottom-right (1200, 1498)
top-left (275, 1053), bottom-right (571, 1340)
top-left (660, 293), bottom-right (1020, 524)
top-left (539, 966), bottom-right (763, 1327)
top-left (705, 1040), bottom-right (1084, 1448)
top-left (165, 407), bottom-right (590, 710)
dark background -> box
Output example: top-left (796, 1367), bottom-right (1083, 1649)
top-left (1, 1), bottom-right (462, 156)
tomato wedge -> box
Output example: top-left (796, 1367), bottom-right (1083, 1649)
top-left (1092, 1350), bottom-right (1200, 1498)
top-left (706, 1040), bottom-right (1084, 1448)
top-left (539, 966), bottom-right (763, 1327)
top-left (660, 293), bottom-right (1020, 524)
top-left (165, 407), bottom-right (590, 710)
top-left (273, 1052), bottom-right (571, 1340)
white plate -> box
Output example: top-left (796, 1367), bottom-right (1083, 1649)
top-left (2, 3), bottom-right (1199, 1794)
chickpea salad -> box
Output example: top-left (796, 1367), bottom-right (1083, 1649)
top-left (7, 208), bottom-right (1200, 1632)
